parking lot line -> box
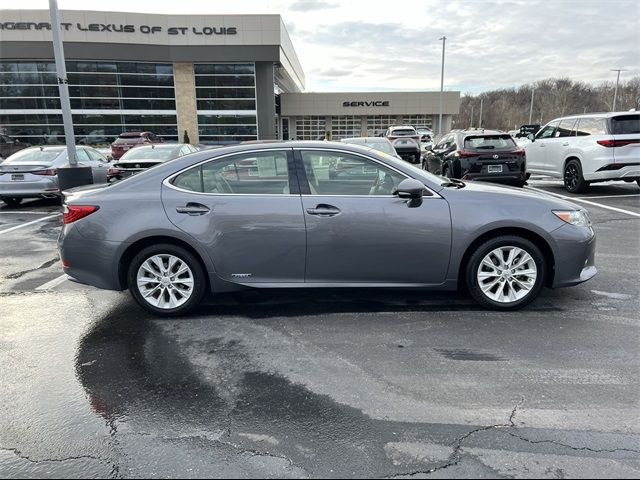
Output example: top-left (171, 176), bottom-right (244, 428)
top-left (0, 211), bottom-right (62, 215)
top-left (0, 213), bottom-right (61, 235)
top-left (576, 194), bottom-right (640, 200)
top-left (35, 274), bottom-right (69, 291)
top-left (526, 187), bottom-right (640, 218)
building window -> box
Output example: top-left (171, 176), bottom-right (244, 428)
top-left (402, 115), bottom-right (433, 129)
top-left (194, 63), bottom-right (257, 144)
top-left (366, 115), bottom-right (397, 136)
top-left (0, 60), bottom-right (178, 145)
top-left (331, 116), bottom-right (361, 140)
top-left (295, 116), bottom-right (326, 140)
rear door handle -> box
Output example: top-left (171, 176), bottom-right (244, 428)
top-left (176, 203), bottom-right (210, 215)
top-left (306, 204), bottom-right (341, 217)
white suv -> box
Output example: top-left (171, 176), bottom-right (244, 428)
top-left (524, 112), bottom-right (640, 193)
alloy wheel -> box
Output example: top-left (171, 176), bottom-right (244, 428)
top-left (565, 163), bottom-right (579, 190)
top-left (136, 254), bottom-right (194, 309)
top-left (476, 246), bottom-right (538, 303)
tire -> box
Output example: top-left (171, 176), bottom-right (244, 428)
top-left (564, 159), bottom-right (589, 193)
top-left (127, 243), bottom-right (206, 317)
top-left (466, 235), bottom-right (546, 310)
top-left (1, 197), bottom-right (23, 208)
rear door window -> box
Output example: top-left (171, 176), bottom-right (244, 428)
top-left (556, 119), bottom-right (577, 137)
top-left (575, 117), bottom-right (607, 136)
top-left (610, 115), bottom-right (640, 134)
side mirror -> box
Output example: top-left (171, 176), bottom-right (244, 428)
top-left (395, 178), bottom-right (425, 199)
top-left (527, 133), bottom-right (535, 142)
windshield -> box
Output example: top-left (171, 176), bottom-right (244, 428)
top-left (4, 148), bottom-right (62, 164)
top-left (610, 114), bottom-right (640, 134)
top-left (120, 147), bottom-right (178, 160)
top-left (464, 135), bottom-right (517, 150)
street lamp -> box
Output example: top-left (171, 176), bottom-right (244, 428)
top-left (438, 36), bottom-right (446, 137)
top-left (611, 69), bottom-right (628, 111)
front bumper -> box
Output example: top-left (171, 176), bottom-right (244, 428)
top-left (550, 223), bottom-right (597, 288)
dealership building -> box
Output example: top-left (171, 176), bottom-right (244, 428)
top-left (0, 10), bottom-right (460, 145)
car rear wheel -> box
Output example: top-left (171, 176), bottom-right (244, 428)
top-left (564, 159), bottom-right (589, 193)
top-left (466, 236), bottom-right (545, 310)
top-left (1, 197), bottom-right (23, 208)
top-left (127, 243), bottom-right (206, 317)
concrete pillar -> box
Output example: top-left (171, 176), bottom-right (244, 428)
top-left (173, 63), bottom-right (199, 144)
top-left (360, 116), bottom-right (367, 136)
top-left (255, 62), bottom-right (276, 140)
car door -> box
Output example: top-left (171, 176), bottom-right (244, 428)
top-left (526, 121), bottom-right (559, 173)
top-left (161, 148), bottom-right (306, 284)
top-left (424, 135), bottom-right (452, 173)
top-left (296, 148), bottom-right (452, 284)
top-left (544, 118), bottom-right (577, 174)
top-left (84, 147), bottom-right (110, 183)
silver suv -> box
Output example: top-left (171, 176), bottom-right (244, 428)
top-left (524, 112), bottom-right (640, 193)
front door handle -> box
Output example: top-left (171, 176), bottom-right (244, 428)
top-left (176, 202), bottom-right (210, 216)
top-left (306, 204), bottom-right (341, 217)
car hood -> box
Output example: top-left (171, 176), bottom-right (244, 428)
top-left (440, 180), bottom-right (583, 210)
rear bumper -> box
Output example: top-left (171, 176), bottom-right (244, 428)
top-left (0, 177), bottom-right (60, 197)
top-left (584, 164), bottom-right (640, 181)
top-left (464, 172), bottom-right (526, 184)
top-left (58, 222), bottom-right (125, 291)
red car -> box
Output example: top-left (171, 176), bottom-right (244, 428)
top-left (0, 134), bottom-right (30, 161)
top-left (110, 132), bottom-right (163, 160)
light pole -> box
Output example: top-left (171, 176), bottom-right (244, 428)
top-left (611, 69), bottom-right (628, 111)
top-left (478, 97), bottom-right (483, 128)
top-left (470, 104), bottom-right (474, 128)
top-left (528, 88), bottom-right (535, 124)
top-left (49, 0), bottom-right (93, 189)
top-left (438, 36), bottom-right (446, 137)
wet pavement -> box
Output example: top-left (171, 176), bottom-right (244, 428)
top-left (1, 182), bottom-right (639, 478)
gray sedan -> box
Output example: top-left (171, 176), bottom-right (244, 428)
top-left (0, 146), bottom-right (110, 207)
top-left (58, 141), bottom-right (597, 316)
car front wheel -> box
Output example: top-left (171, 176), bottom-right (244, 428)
top-left (127, 243), bottom-right (206, 317)
top-left (466, 236), bottom-right (545, 310)
top-left (564, 159), bottom-right (589, 193)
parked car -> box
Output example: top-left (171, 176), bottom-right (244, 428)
top-left (340, 137), bottom-right (401, 159)
top-left (416, 127), bottom-right (434, 142)
top-left (108, 143), bottom-right (198, 181)
top-left (385, 126), bottom-right (421, 164)
top-left (0, 146), bottom-right (110, 207)
top-left (423, 129), bottom-right (527, 187)
top-left (59, 141), bottom-right (596, 316)
top-left (524, 112), bottom-right (640, 193)
top-left (111, 131), bottom-right (163, 160)
top-left (0, 134), bottom-right (30, 161)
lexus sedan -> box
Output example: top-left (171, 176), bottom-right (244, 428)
top-left (108, 143), bottom-right (198, 181)
top-left (59, 141), bottom-right (596, 316)
top-left (0, 146), bottom-right (110, 207)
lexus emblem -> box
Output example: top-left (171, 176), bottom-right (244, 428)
top-left (493, 154), bottom-right (499, 159)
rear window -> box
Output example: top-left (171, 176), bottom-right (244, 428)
top-left (390, 129), bottom-right (416, 136)
top-left (463, 135), bottom-right (516, 150)
top-left (115, 134), bottom-right (143, 144)
top-left (120, 147), bottom-right (178, 160)
top-left (4, 148), bottom-right (61, 164)
top-left (610, 115), bottom-right (640, 134)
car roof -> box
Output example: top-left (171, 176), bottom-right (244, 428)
top-left (119, 131), bottom-right (151, 137)
top-left (457, 129), bottom-right (507, 136)
top-left (389, 125), bottom-right (416, 130)
top-left (549, 111), bottom-right (639, 122)
top-left (341, 137), bottom-right (389, 142)
top-left (128, 143), bottom-right (185, 149)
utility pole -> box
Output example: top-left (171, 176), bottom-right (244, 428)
top-left (49, 0), bottom-right (76, 166)
top-left (528, 89), bottom-right (535, 124)
top-left (470, 104), bottom-right (474, 128)
top-left (479, 97), bottom-right (483, 128)
top-left (611, 69), bottom-right (628, 111)
top-left (438, 36), bottom-right (446, 137)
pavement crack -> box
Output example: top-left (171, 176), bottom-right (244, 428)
top-left (5, 257), bottom-right (59, 280)
top-left (502, 431), bottom-right (640, 455)
top-left (0, 446), bottom-right (105, 465)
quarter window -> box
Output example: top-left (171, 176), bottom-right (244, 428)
top-left (300, 150), bottom-right (405, 196)
top-left (555, 119), bottom-right (577, 138)
top-left (172, 151), bottom-right (291, 195)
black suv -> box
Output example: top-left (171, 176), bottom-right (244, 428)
top-left (422, 129), bottom-right (527, 187)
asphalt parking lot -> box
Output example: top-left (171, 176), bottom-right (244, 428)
top-left (1, 179), bottom-right (639, 478)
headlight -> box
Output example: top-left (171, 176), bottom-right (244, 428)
top-left (553, 210), bottom-right (592, 227)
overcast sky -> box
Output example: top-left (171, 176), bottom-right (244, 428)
top-left (6, 0), bottom-right (640, 94)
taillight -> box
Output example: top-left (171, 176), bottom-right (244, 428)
top-left (32, 168), bottom-right (57, 176)
top-left (456, 150), bottom-right (478, 158)
top-left (597, 139), bottom-right (640, 147)
top-left (63, 205), bottom-right (99, 224)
